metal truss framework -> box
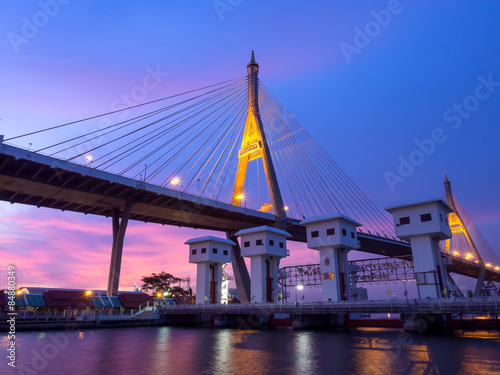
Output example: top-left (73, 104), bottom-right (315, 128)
top-left (278, 256), bottom-right (415, 291)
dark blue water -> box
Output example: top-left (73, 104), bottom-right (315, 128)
top-left (3, 326), bottom-right (500, 375)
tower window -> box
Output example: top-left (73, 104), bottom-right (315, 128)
top-left (256, 239), bottom-right (263, 246)
top-left (326, 228), bottom-right (335, 236)
top-left (399, 217), bottom-right (410, 225)
top-left (223, 250), bottom-right (228, 256)
top-left (439, 213), bottom-right (443, 222)
top-left (420, 213), bottom-right (432, 222)
top-left (212, 248), bottom-right (218, 254)
top-left (342, 229), bottom-right (347, 236)
top-left (279, 242), bottom-right (284, 248)
top-left (351, 232), bottom-right (355, 239)
top-left (191, 249), bottom-right (197, 255)
top-left (244, 241), bottom-right (250, 248)
top-left (269, 240), bottom-right (274, 246)
top-left (201, 248), bottom-right (207, 254)
top-left (311, 231), bottom-right (319, 238)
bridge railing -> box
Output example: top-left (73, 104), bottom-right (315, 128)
top-left (159, 296), bottom-right (500, 314)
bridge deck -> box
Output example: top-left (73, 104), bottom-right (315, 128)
top-left (0, 143), bottom-right (409, 252)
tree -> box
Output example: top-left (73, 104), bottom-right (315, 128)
top-left (141, 272), bottom-right (181, 295)
top-left (170, 286), bottom-right (191, 297)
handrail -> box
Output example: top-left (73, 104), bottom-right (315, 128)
top-left (159, 296), bottom-right (500, 315)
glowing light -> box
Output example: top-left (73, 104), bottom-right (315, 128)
top-left (16, 290), bottom-right (22, 295)
top-left (465, 253), bottom-right (473, 260)
top-left (452, 251), bottom-right (459, 257)
top-left (156, 292), bottom-right (162, 298)
top-left (486, 263), bottom-right (492, 268)
top-left (85, 290), bottom-right (92, 296)
top-left (171, 177), bottom-right (180, 186)
top-left (284, 206), bottom-right (289, 211)
top-left (297, 285), bottom-right (304, 290)
top-left (85, 155), bottom-right (92, 166)
top-left (495, 266), bottom-right (500, 271)
top-left (236, 194), bottom-right (244, 200)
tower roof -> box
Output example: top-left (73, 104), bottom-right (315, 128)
top-left (384, 197), bottom-right (453, 213)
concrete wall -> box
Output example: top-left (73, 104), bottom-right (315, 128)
top-left (188, 239), bottom-right (232, 264)
top-left (304, 219), bottom-right (359, 250)
top-left (390, 202), bottom-right (452, 240)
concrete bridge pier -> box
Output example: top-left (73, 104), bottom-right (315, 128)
top-left (107, 201), bottom-right (133, 296)
top-left (300, 214), bottom-right (361, 302)
top-left (226, 232), bottom-right (251, 303)
top-left (385, 198), bottom-right (453, 299)
top-left (236, 226), bottom-right (291, 303)
top-left (185, 236), bottom-right (234, 304)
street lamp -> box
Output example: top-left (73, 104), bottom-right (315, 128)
top-left (236, 193), bottom-right (246, 208)
top-left (171, 177), bottom-right (181, 189)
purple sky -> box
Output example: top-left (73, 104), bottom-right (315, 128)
top-left (1, 1), bottom-right (499, 297)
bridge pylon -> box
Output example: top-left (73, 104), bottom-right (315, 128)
top-left (443, 173), bottom-right (486, 296)
top-left (232, 51), bottom-right (287, 229)
top-left (229, 52), bottom-right (289, 303)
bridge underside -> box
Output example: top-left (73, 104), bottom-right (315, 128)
top-left (0, 147), bottom-right (277, 234)
top-left (0, 146), bottom-right (410, 255)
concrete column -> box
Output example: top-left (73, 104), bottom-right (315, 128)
top-left (196, 263), bottom-right (210, 305)
top-left (410, 236), bottom-right (441, 298)
top-left (236, 226), bottom-right (291, 304)
top-left (250, 257), bottom-right (266, 303)
top-left (385, 198), bottom-right (453, 300)
top-left (269, 257), bottom-right (281, 303)
top-left (212, 263), bottom-right (223, 304)
top-left (227, 232), bottom-right (251, 303)
top-left (318, 248), bottom-right (350, 302)
top-left (107, 201), bottom-right (132, 296)
top-left (186, 236), bottom-right (234, 304)
top-left (300, 214), bottom-right (361, 302)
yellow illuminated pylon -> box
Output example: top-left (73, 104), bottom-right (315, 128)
top-left (443, 173), bottom-right (486, 296)
top-left (231, 52), bottom-right (286, 226)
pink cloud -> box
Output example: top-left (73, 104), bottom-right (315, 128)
top-left (0, 201), bottom-right (320, 293)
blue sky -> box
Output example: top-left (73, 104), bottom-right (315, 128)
top-left (0, 1), bottom-right (499, 295)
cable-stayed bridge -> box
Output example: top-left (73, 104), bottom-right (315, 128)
top-left (1, 53), bottom-right (498, 301)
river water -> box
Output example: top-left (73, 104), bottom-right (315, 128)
top-left (3, 326), bottom-right (500, 375)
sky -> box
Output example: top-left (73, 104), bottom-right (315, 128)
top-left (0, 1), bottom-right (499, 298)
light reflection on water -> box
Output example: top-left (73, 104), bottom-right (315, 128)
top-left (4, 327), bottom-right (500, 375)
